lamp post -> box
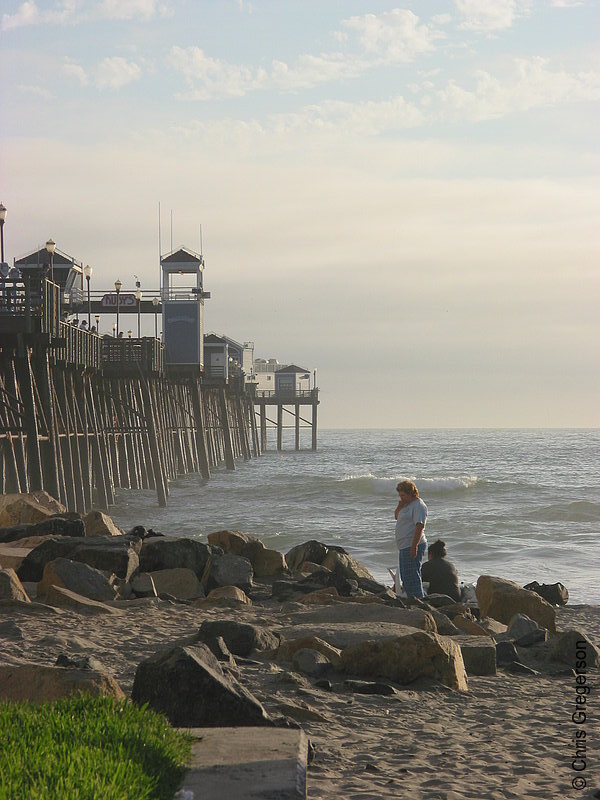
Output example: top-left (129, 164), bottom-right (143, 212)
top-left (135, 288), bottom-right (142, 338)
top-left (0, 203), bottom-right (6, 263)
top-left (46, 238), bottom-right (56, 281)
top-left (114, 278), bottom-right (122, 336)
top-left (152, 296), bottom-right (159, 339)
top-left (95, 314), bottom-right (100, 333)
top-left (83, 264), bottom-right (92, 327)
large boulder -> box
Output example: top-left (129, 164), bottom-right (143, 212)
top-left (452, 635), bottom-right (497, 676)
top-left (285, 541), bottom-right (329, 572)
top-left (43, 585), bottom-right (123, 615)
top-left (523, 581), bottom-right (569, 606)
top-left (475, 576), bottom-right (557, 633)
top-left (131, 644), bottom-right (272, 727)
top-left (550, 630), bottom-right (600, 669)
top-left (287, 602), bottom-right (437, 632)
top-left (207, 531), bottom-right (287, 579)
top-left (0, 568), bottom-right (30, 602)
top-left (0, 515), bottom-right (85, 544)
top-left (17, 536), bottom-right (141, 582)
top-left (207, 553), bottom-right (254, 593)
top-left (138, 537), bottom-right (219, 581)
top-left (341, 631), bottom-right (468, 691)
top-left (0, 663), bottom-right (124, 702)
top-left (0, 491), bottom-right (65, 527)
top-left (196, 620), bottom-right (279, 658)
top-left (83, 510), bottom-right (124, 537)
top-left (207, 530), bottom-right (252, 555)
top-left (132, 568), bottom-right (203, 600)
top-left (37, 558), bottom-right (117, 602)
top-left (321, 550), bottom-right (375, 582)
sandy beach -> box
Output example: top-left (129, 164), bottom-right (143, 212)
top-left (2, 592), bottom-right (598, 800)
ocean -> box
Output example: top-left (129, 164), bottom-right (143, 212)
top-left (109, 428), bottom-right (600, 605)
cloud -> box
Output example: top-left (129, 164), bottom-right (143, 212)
top-left (63, 59), bottom-right (89, 86)
top-left (97, 0), bottom-right (165, 20)
top-left (2, 1), bottom-right (42, 30)
top-left (96, 56), bottom-right (142, 89)
top-left (2, 0), bottom-right (169, 30)
top-left (17, 83), bottom-right (54, 100)
top-left (341, 8), bottom-right (444, 61)
top-left (454, 0), bottom-right (531, 31)
top-left (436, 56), bottom-right (600, 120)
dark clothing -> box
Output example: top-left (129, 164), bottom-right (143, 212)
top-left (421, 557), bottom-right (461, 602)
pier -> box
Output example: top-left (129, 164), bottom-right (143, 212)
top-left (0, 232), bottom-right (319, 513)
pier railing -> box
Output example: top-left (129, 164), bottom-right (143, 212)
top-left (254, 389), bottom-right (319, 401)
top-left (101, 336), bottom-right (164, 374)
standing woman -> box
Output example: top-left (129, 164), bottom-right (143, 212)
top-left (394, 480), bottom-right (428, 598)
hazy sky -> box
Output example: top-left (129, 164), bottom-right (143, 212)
top-left (1, 0), bottom-right (598, 428)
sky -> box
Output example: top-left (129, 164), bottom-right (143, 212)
top-left (1, 0), bottom-right (599, 428)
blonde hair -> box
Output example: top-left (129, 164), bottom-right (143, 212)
top-left (396, 480), bottom-right (419, 498)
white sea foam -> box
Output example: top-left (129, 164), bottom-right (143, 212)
top-left (339, 473), bottom-right (479, 495)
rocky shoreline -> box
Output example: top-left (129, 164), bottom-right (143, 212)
top-left (1, 491), bottom-right (598, 799)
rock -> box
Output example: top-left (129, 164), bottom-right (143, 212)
top-left (292, 648), bottom-right (332, 677)
top-left (344, 680), bottom-right (397, 696)
top-left (251, 547), bottom-right (287, 578)
top-left (320, 550), bottom-right (375, 582)
top-left (507, 613), bottom-right (542, 640)
top-left (0, 545), bottom-right (31, 571)
top-left (0, 620), bottom-right (23, 639)
top-left (524, 581), bottom-right (569, 606)
top-left (285, 541), bottom-right (329, 572)
top-left (133, 568), bottom-right (203, 600)
top-left (208, 585), bottom-right (251, 603)
top-left (314, 679), bottom-right (332, 691)
top-left (0, 491), bottom-right (66, 527)
top-left (288, 602), bottom-right (437, 632)
top-left (130, 573), bottom-right (158, 598)
top-left (452, 614), bottom-right (489, 636)
top-left (429, 610), bottom-right (461, 636)
top-left (131, 644), bottom-right (272, 727)
top-left (0, 663), bottom-right (124, 702)
top-left (197, 620), bottom-right (280, 658)
top-left (504, 661), bottom-right (539, 676)
top-left (83, 510), bottom-right (123, 537)
top-left (17, 535), bottom-right (141, 583)
top-left (452, 635), bottom-right (497, 675)
top-left (0, 568), bottom-right (30, 602)
top-left (341, 631), bottom-right (468, 691)
top-left (55, 654), bottom-right (107, 672)
top-left (478, 618), bottom-right (508, 638)
top-left (0, 515), bottom-right (85, 544)
top-left (299, 587), bottom-right (340, 604)
top-left (37, 558), bottom-right (117, 602)
top-left (424, 594), bottom-right (459, 608)
top-left (276, 636), bottom-right (342, 668)
top-left (139, 537), bottom-right (219, 581)
top-left (496, 641), bottom-right (519, 665)
top-left (357, 577), bottom-right (393, 596)
top-left (516, 628), bottom-right (548, 647)
top-left (207, 529), bottom-right (253, 555)
top-left (192, 633), bottom-right (236, 665)
top-left (550, 630), bottom-right (600, 669)
top-left (208, 553), bottom-right (253, 593)
top-left (476, 575), bottom-right (557, 633)
top-left (43, 585), bottom-right (123, 614)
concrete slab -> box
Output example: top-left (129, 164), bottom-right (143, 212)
top-left (177, 727), bottom-right (308, 800)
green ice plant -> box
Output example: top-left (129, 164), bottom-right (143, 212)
top-left (0, 694), bottom-right (192, 800)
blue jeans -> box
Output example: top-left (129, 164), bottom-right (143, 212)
top-left (398, 538), bottom-right (427, 598)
